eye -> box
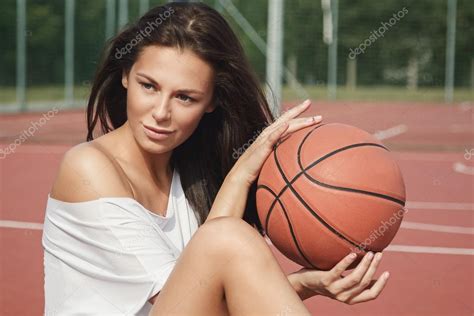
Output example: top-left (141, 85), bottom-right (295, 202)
top-left (176, 94), bottom-right (194, 103)
top-left (140, 82), bottom-right (155, 91)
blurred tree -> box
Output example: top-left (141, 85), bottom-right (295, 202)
top-left (0, 0), bottom-right (472, 88)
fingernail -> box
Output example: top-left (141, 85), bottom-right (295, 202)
top-left (301, 99), bottom-right (311, 106)
top-left (384, 272), bottom-right (390, 279)
top-left (349, 253), bottom-right (357, 259)
top-left (306, 116), bottom-right (315, 123)
top-left (314, 115), bottom-right (322, 120)
top-left (376, 253), bottom-right (383, 260)
top-left (367, 252), bottom-right (374, 259)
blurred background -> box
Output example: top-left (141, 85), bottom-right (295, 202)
top-left (0, 0), bottom-right (472, 112)
top-left (0, 0), bottom-right (473, 315)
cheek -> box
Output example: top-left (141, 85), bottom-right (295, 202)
top-left (174, 108), bottom-right (205, 137)
top-left (126, 87), bottom-right (149, 124)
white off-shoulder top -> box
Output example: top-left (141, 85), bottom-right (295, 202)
top-left (42, 168), bottom-right (200, 315)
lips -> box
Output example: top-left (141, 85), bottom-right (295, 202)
top-left (143, 124), bottom-right (174, 134)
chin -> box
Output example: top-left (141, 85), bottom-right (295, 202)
top-left (140, 139), bottom-right (173, 154)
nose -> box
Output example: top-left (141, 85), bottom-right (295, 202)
top-left (151, 94), bottom-right (171, 122)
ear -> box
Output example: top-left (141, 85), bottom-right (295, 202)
top-left (205, 101), bottom-right (217, 113)
top-left (206, 96), bottom-right (217, 113)
top-left (121, 70), bottom-right (128, 89)
top-left (205, 105), bottom-right (215, 113)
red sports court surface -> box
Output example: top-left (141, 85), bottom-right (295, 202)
top-left (1, 101), bottom-right (473, 315)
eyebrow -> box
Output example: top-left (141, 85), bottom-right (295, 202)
top-left (136, 72), bottom-right (205, 95)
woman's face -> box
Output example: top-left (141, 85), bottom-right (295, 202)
top-left (122, 45), bottom-right (215, 154)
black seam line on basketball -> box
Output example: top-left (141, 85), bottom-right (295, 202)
top-left (257, 184), bottom-right (367, 254)
top-left (273, 123), bottom-right (326, 151)
top-left (258, 184), bottom-right (319, 269)
top-left (297, 141), bottom-right (405, 206)
top-left (270, 123), bottom-right (326, 198)
top-left (259, 184), bottom-right (279, 232)
top-left (272, 139), bottom-right (366, 253)
top-left (266, 126), bottom-right (383, 252)
top-left (297, 129), bottom-right (402, 205)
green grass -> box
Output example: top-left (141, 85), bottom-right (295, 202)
top-left (282, 85), bottom-right (473, 103)
top-left (0, 85), bottom-right (91, 104)
top-left (0, 85), bottom-right (472, 110)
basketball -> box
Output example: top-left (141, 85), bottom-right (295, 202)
top-left (256, 123), bottom-right (406, 270)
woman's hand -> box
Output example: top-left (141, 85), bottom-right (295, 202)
top-left (228, 99), bottom-right (322, 188)
top-left (207, 99), bottom-right (321, 221)
top-left (289, 252), bottom-right (390, 304)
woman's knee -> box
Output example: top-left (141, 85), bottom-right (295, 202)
top-left (195, 216), bottom-right (270, 261)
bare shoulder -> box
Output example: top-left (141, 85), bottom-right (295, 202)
top-left (50, 141), bottom-right (133, 202)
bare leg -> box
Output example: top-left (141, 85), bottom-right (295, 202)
top-left (149, 216), bottom-right (310, 316)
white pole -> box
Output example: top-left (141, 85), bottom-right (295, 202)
top-left (65, 0), bottom-right (75, 108)
top-left (139, 0), bottom-right (149, 16)
top-left (266, 0), bottom-right (284, 117)
top-left (117, 0), bottom-right (129, 31)
top-left (105, 0), bottom-right (116, 41)
top-left (16, 0), bottom-right (27, 111)
top-left (445, 0), bottom-right (457, 103)
top-left (327, 0), bottom-right (338, 100)
top-left (219, 0), bottom-right (308, 101)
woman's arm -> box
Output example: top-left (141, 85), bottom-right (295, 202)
top-left (288, 252), bottom-right (390, 305)
top-left (206, 100), bottom-right (321, 222)
top-left (205, 171), bottom-right (249, 221)
top-left (288, 272), bottom-right (318, 301)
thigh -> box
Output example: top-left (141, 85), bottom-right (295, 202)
top-left (149, 216), bottom-right (254, 316)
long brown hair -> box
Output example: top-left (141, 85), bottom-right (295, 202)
top-left (86, 2), bottom-right (274, 235)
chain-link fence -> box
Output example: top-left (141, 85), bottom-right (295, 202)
top-left (0, 0), bottom-right (472, 112)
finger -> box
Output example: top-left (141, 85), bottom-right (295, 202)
top-left (278, 99), bottom-right (312, 120)
top-left (330, 252), bottom-right (359, 279)
top-left (334, 252), bottom-right (375, 291)
top-left (253, 122), bottom-right (289, 157)
top-left (269, 122), bottom-right (289, 142)
top-left (280, 115), bottom-right (323, 138)
top-left (258, 119), bottom-right (290, 142)
top-left (239, 121), bottom-right (288, 160)
top-left (259, 99), bottom-right (312, 140)
top-left (338, 252), bottom-right (384, 298)
top-left (345, 271), bottom-right (390, 305)
top-left (255, 122), bottom-right (289, 152)
top-left (359, 252), bottom-right (383, 289)
top-left (270, 99), bottom-right (312, 130)
top-left (259, 121), bottom-right (283, 139)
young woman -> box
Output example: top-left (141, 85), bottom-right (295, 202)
top-left (42, 3), bottom-right (389, 315)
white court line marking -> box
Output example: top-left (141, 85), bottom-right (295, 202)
top-left (265, 236), bottom-right (474, 256)
top-left (0, 220), bottom-right (43, 230)
top-left (401, 221), bottom-right (474, 235)
top-left (372, 124), bottom-right (408, 141)
top-left (3, 221), bottom-right (473, 256)
top-left (458, 101), bottom-right (473, 112)
top-left (265, 238), bottom-right (474, 256)
top-left (453, 162), bottom-right (474, 175)
top-left (396, 154), bottom-right (462, 162)
top-left (406, 201), bottom-right (474, 211)
top-left (386, 245), bottom-right (474, 256)
top-left (449, 124), bottom-right (474, 133)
